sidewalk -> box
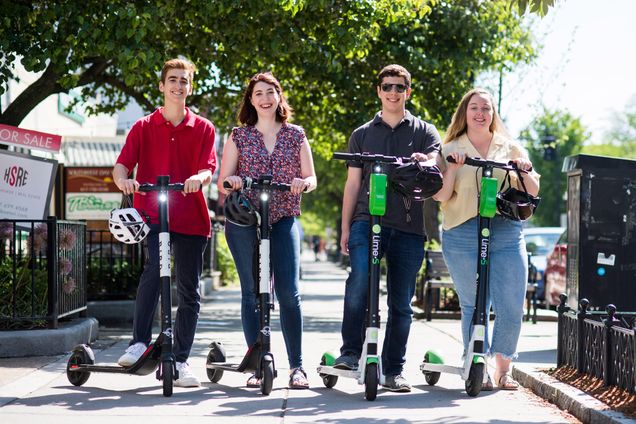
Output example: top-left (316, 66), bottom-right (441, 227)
top-left (0, 255), bottom-right (632, 423)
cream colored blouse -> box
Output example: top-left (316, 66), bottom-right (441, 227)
top-left (438, 132), bottom-right (540, 231)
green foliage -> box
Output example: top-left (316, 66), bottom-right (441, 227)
top-left (509, 0), bottom-right (556, 16)
top-left (520, 108), bottom-right (589, 227)
top-left (215, 231), bottom-right (239, 286)
top-left (0, 255), bottom-right (49, 328)
top-left (1, 0), bottom-right (536, 227)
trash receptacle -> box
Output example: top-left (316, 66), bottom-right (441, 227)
top-left (563, 154), bottom-right (636, 311)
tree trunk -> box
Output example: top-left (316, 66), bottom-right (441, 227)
top-left (0, 63), bottom-right (62, 127)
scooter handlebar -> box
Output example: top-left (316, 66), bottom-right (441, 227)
top-left (138, 182), bottom-right (186, 192)
top-left (446, 155), bottom-right (531, 173)
top-left (332, 152), bottom-right (411, 163)
top-left (223, 176), bottom-right (306, 192)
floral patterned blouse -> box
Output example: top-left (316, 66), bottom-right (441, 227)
top-left (232, 123), bottom-right (305, 224)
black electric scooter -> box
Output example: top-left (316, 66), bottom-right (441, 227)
top-left (67, 175), bottom-right (185, 397)
top-left (317, 152), bottom-right (413, 401)
top-left (206, 174), bottom-right (298, 396)
top-left (420, 156), bottom-right (526, 397)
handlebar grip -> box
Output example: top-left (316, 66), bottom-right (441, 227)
top-left (223, 181), bottom-right (232, 189)
top-left (332, 152), bottom-right (354, 160)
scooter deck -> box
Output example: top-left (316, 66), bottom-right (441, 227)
top-left (69, 343), bottom-right (162, 376)
top-left (207, 362), bottom-right (251, 373)
top-left (317, 365), bottom-right (360, 380)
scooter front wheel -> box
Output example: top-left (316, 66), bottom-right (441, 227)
top-left (66, 350), bottom-right (92, 386)
top-left (260, 356), bottom-right (274, 395)
top-left (206, 346), bottom-right (225, 383)
top-left (422, 352), bottom-right (441, 386)
top-left (162, 361), bottom-right (173, 397)
top-left (320, 355), bottom-right (338, 388)
top-left (364, 363), bottom-right (378, 401)
top-left (465, 362), bottom-right (484, 397)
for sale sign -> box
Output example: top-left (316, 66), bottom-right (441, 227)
top-left (0, 150), bottom-right (57, 219)
top-left (0, 124), bottom-right (62, 153)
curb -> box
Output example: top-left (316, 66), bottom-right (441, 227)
top-left (0, 317), bottom-right (99, 358)
top-left (513, 366), bottom-right (635, 424)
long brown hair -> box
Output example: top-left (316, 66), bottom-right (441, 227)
top-left (443, 88), bottom-right (508, 144)
top-left (237, 72), bottom-right (293, 126)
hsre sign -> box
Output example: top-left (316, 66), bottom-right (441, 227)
top-left (0, 124), bottom-right (62, 153)
top-left (0, 150), bottom-right (57, 219)
top-left (65, 167), bottom-right (121, 220)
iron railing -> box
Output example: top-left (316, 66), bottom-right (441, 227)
top-left (557, 294), bottom-right (636, 394)
top-left (0, 218), bottom-right (86, 329)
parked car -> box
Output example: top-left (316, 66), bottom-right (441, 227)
top-left (523, 227), bottom-right (565, 303)
top-left (544, 229), bottom-right (567, 307)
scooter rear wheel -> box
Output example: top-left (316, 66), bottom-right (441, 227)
top-left (465, 362), bottom-right (484, 397)
top-left (162, 361), bottom-right (173, 397)
top-left (66, 350), bottom-right (92, 386)
top-left (206, 347), bottom-right (225, 383)
top-left (260, 356), bottom-right (274, 395)
top-left (364, 363), bottom-right (378, 401)
top-left (319, 355), bottom-right (338, 388)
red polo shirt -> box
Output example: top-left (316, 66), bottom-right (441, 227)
top-left (116, 107), bottom-right (216, 237)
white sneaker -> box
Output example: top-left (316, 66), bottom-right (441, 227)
top-left (118, 342), bottom-right (147, 367)
top-left (175, 361), bottom-right (200, 387)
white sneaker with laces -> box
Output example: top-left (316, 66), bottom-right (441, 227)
top-left (175, 361), bottom-right (200, 387)
top-left (117, 342), bottom-right (147, 367)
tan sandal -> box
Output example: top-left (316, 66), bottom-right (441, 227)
top-left (289, 367), bottom-right (309, 389)
top-left (496, 373), bottom-right (519, 390)
top-left (246, 373), bottom-right (261, 388)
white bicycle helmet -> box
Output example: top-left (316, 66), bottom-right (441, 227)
top-left (109, 208), bottom-right (150, 244)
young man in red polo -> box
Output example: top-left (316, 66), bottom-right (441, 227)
top-left (113, 58), bottom-right (216, 387)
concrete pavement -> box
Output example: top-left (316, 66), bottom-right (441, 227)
top-left (0, 255), bottom-right (632, 423)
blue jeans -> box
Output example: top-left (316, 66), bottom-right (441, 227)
top-left (131, 225), bottom-right (208, 363)
top-left (341, 220), bottom-right (425, 376)
top-left (225, 217), bottom-right (303, 368)
top-left (442, 216), bottom-right (527, 359)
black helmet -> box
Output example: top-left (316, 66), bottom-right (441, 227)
top-left (497, 171), bottom-right (540, 221)
top-left (224, 190), bottom-right (259, 226)
top-left (388, 160), bottom-right (443, 201)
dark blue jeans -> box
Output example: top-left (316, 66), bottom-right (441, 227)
top-left (225, 217), bottom-right (303, 368)
top-left (341, 220), bottom-right (425, 376)
top-left (131, 225), bottom-right (207, 363)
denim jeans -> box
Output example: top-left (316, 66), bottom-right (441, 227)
top-left (441, 216), bottom-right (527, 359)
top-left (341, 220), bottom-right (425, 376)
top-left (131, 225), bottom-right (208, 362)
top-left (225, 217), bottom-right (303, 368)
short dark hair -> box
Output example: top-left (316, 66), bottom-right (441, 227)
top-left (237, 72), bottom-right (293, 126)
top-left (160, 58), bottom-right (196, 84)
top-left (377, 64), bottom-right (411, 87)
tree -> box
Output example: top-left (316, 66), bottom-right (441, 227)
top-left (1, 0), bottom-right (536, 231)
top-left (520, 109), bottom-right (588, 227)
top-left (509, 0), bottom-right (556, 16)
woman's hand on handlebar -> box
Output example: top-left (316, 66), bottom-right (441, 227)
top-left (290, 177), bottom-right (310, 195)
top-left (509, 157), bottom-right (534, 172)
top-left (446, 152), bottom-right (466, 169)
top-left (222, 175), bottom-right (243, 192)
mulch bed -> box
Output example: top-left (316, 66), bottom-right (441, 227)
top-left (546, 366), bottom-right (636, 419)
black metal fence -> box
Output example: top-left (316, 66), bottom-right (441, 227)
top-left (556, 294), bottom-right (636, 395)
top-left (0, 218), bottom-right (86, 329)
top-left (86, 230), bottom-right (144, 300)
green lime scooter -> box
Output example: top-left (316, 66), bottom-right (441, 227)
top-left (317, 152), bottom-right (411, 401)
top-left (420, 156), bottom-right (525, 397)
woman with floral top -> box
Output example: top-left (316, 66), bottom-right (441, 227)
top-left (218, 72), bottom-right (317, 389)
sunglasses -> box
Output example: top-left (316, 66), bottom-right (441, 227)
top-left (380, 83), bottom-right (408, 93)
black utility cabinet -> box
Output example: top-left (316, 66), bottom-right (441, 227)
top-left (563, 154), bottom-right (636, 311)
